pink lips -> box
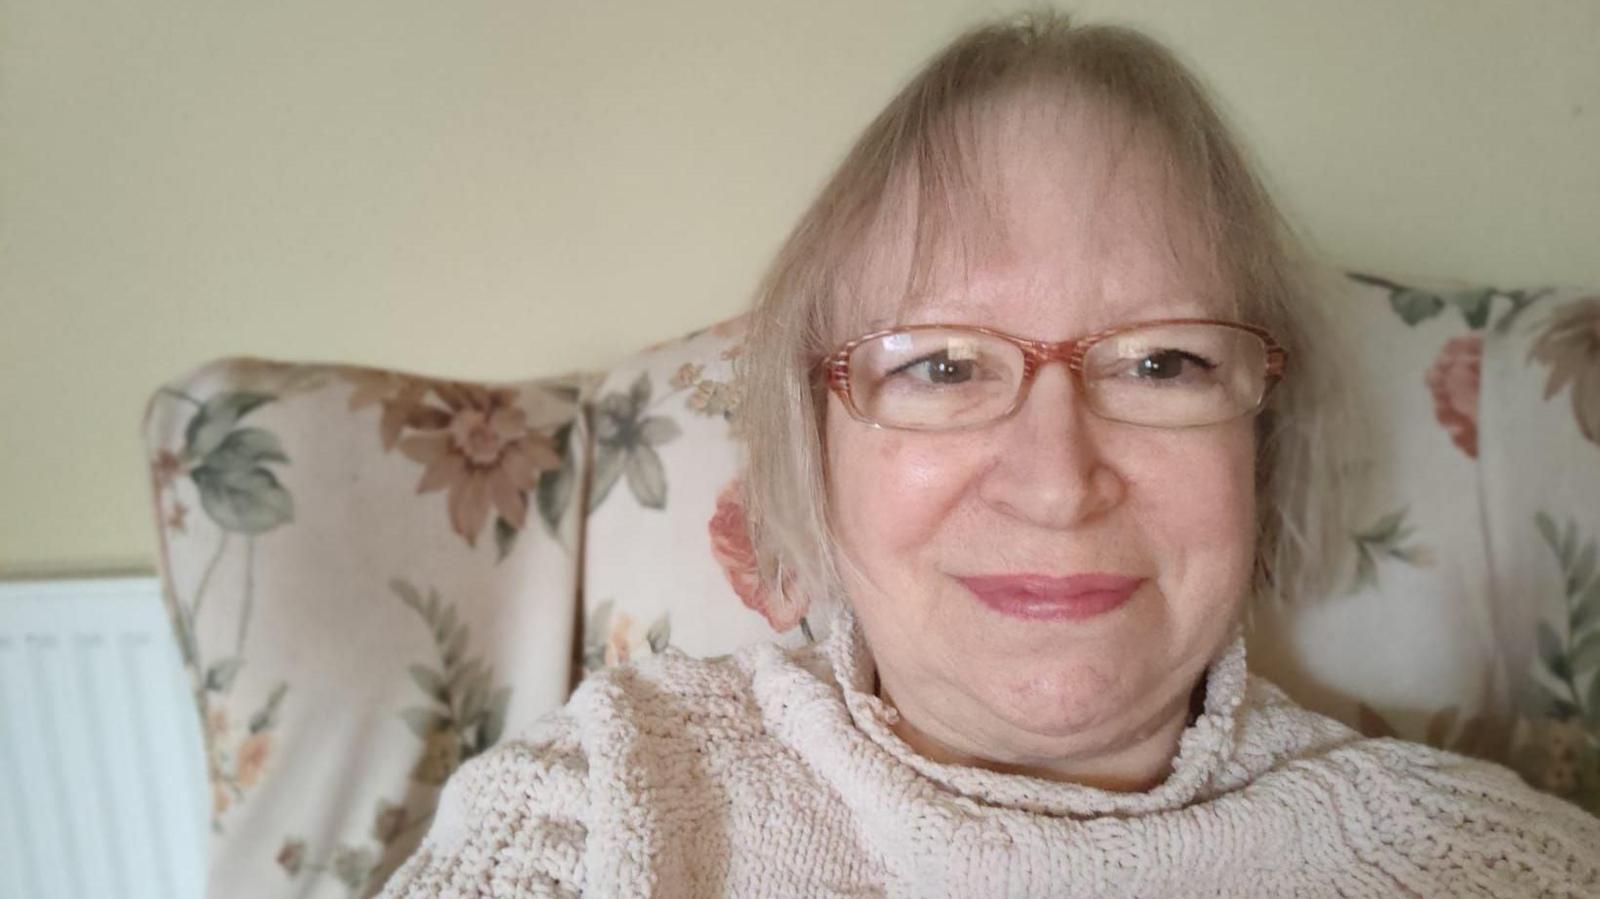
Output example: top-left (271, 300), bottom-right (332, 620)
top-left (956, 573), bottom-right (1145, 621)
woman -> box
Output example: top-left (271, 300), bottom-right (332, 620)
top-left (383, 14), bottom-right (1599, 897)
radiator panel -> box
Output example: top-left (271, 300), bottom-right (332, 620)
top-left (0, 576), bottom-right (205, 899)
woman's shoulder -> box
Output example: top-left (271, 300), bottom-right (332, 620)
top-left (1316, 735), bottom-right (1600, 891)
top-left (442, 638), bottom-right (828, 787)
top-left (1231, 675), bottom-right (1600, 891)
top-left (1233, 671), bottom-right (1573, 811)
top-left (378, 640), bottom-right (837, 896)
top-left (379, 707), bottom-right (590, 896)
top-left (563, 637), bottom-right (830, 737)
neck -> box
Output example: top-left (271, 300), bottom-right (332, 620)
top-left (876, 676), bottom-right (1206, 792)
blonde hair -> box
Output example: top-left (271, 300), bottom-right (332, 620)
top-left (736, 12), bottom-right (1357, 619)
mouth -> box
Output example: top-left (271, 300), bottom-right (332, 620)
top-left (955, 573), bottom-right (1145, 621)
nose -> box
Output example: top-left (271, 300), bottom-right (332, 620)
top-left (975, 362), bottom-right (1125, 530)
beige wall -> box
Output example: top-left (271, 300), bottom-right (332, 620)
top-left (3, 0), bottom-right (1598, 575)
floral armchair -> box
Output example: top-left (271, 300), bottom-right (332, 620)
top-left (141, 270), bottom-right (1600, 898)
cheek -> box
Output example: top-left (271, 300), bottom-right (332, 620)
top-left (826, 399), bottom-right (978, 573)
top-left (1134, 426), bottom-right (1257, 592)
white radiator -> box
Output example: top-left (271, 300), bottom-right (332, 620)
top-left (0, 576), bottom-right (206, 899)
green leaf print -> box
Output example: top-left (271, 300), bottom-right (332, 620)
top-left (183, 391), bottom-right (275, 460)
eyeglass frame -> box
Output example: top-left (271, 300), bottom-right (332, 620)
top-left (813, 317), bottom-right (1289, 432)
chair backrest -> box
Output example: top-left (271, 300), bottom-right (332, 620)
top-left (141, 359), bottom-right (593, 897)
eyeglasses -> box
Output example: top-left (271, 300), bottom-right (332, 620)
top-left (816, 319), bottom-right (1287, 431)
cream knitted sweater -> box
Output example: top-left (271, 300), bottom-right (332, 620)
top-left (381, 605), bottom-right (1600, 897)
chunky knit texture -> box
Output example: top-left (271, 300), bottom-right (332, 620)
top-left (381, 604), bottom-right (1600, 897)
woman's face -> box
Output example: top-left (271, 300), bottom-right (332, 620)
top-left (825, 106), bottom-right (1257, 776)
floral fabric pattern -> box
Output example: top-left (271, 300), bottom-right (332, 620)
top-left (389, 578), bottom-right (512, 783)
top-left (1529, 295), bottom-right (1600, 447)
top-left (581, 599), bottom-right (671, 673)
top-left (1518, 513), bottom-right (1600, 811)
top-left (1425, 335), bottom-right (1482, 458)
top-left (1487, 291), bottom-right (1600, 817)
top-left (589, 372), bottom-right (683, 512)
top-left (580, 316), bottom-right (822, 667)
top-left (341, 371), bottom-right (577, 553)
top-left (1248, 274), bottom-right (1599, 820)
top-left (1353, 271), bottom-right (1549, 456)
top-left (274, 578), bottom-right (517, 895)
top-left (708, 477), bottom-right (809, 634)
top-left (1346, 507), bottom-right (1435, 594)
top-left (146, 385), bottom-right (295, 830)
top-left (144, 357), bottom-right (587, 899)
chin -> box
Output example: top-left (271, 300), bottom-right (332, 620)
top-left (982, 663), bottom-right (1137, 741)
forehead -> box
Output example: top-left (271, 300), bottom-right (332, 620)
top-left (842, 94), bottom-right (1235, 339)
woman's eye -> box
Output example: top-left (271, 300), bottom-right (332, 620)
top-left (893, 353), bottom-right (976, 385)
top-left (1133, 349), bottom-right (1215, 381)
